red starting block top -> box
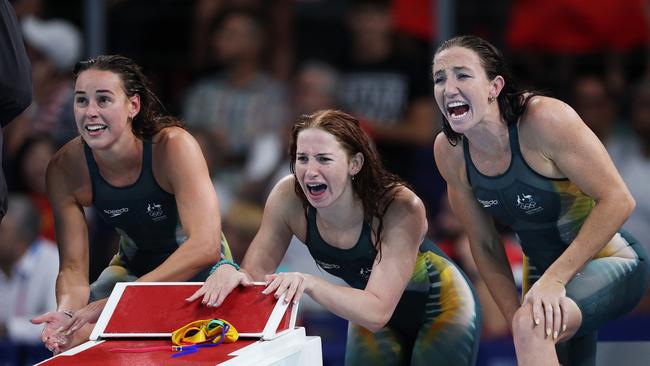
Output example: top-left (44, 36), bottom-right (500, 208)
top-left (91, 283), bottom-right (297, 340)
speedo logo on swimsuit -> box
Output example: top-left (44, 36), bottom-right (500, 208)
top-left (104, 207), bottom-right (129, 218)
top-left (477, 198), bottom-right (499, 208)
top-left (315, 260), bottom-right (340, 270)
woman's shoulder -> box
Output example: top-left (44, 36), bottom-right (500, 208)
top-left (47, 137), bottom-right (91, 203)
top-left (266, 175), bottom-right (307, 225)
top-left (49, 137), bottom-right (85, 173)
top-left (151, 126), bottom-right (201, 159)
top-left (433, 131), bottom-right (466, 185)
top-left (385, 185), bottom-right (426, 220)
top-left (523, 95), bottom-right (577, 124)
top-left (521, 95), bottom-right (582, 140)
top-left (152, 126), bottom-right (192, 145)
top-left (269, 175), bottom-right (303, 207)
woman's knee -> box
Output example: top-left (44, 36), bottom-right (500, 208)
top-left (512, 305), bottom-right (544, 342)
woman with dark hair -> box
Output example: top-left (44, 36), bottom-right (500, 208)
top-left (31, 55), bottom-right (231, 353)
top-left (433, 35), bottom-right (649, 365)
top-left (188, 109), bottom-right (480, 365)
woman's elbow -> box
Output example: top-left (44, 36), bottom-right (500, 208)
top-left (195, 235), bottom-right (221, 265)
top-left (363, 309), bottom-right (393, 333)
top-left (622, 191), bottom-right (636, 218)
top-left (611, 189), bottom-right (636, 220)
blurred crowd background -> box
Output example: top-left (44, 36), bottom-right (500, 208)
top-left (1, 0), bottom-right (650, 365)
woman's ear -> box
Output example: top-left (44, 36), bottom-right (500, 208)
top-left (129, 94), bottom-right (141, 119)
top-left (350, 152), bottom-right (364, 175)
top-left (490, 75), bottom-right (505, 99)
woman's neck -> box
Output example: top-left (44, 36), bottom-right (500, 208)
top-left (92, 135), bottom-right (143, 184)
top-left (463, 112), bottom-right (510, 156)
top-left (316, 192), bottom-right (365, 231)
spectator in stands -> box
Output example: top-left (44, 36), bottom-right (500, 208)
top-left (337, 0), bottom-right (441, 213)
top-left (183, 8), bottom-right (289, 204)
top-left (10, 134), bottom-right (57, 242)
top-left (0, 195), bottom-right (58, 343)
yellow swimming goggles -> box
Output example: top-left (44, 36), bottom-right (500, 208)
top-left (111, 319), bottom-right (238, 358)
top-left (172, 318), bottom-right (239, 346)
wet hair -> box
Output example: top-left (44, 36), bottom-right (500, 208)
top-left (73, 54), bottom-right (183, 141)
top-left (434, 35), bottom-right (539, 145)
top-left (289, 109), bottom-right (404, 259)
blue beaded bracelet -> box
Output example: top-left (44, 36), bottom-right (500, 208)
top-left (209, 259), bottom-right (240, 274)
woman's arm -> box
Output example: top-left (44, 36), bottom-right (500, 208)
top-left (434, 133), bottom-right (521, 325)
top-left (187, 175), bottom-right (298, 306)
top-left (138, 128), bottom-right (222, 282)
top-left (46, 146), bottom-right (91, 313)
top-left (299, 189), bottom-right (425, 331)
top-left (30, 143), bottom-right (91, 352)
top-left (526, 97), bottom-right (635, 283)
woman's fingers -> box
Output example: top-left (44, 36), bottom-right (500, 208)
top-left (543, 301), bottom-right (553, 338)
top-left (559, 298), bottom-right (568, 334)
top-left (262, 273), bottom-right (306, 305)
top-left (185, 286), bottom-right (206, 302)
top-left (532, 297), bottom-right (543, 326)
top-left (285, 276), bottom-right (306, 305)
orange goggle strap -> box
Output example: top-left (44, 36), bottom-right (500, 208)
top-left (171, 318), bottom-right (238, 346)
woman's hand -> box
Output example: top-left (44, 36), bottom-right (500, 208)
top-left (262, 272), bottom-right (311, 305)
top-left (31, 311), bottom-right (73, 353)
top-left (186, 264), bottom-right (252, 307)
top-left (522, 274), bottom-right (569, 340)
top-left (54, 299), bottom-right (106, 338)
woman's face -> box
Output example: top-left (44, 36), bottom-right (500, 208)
top-left (73, 69), bottom-right (139, 150)
top-left (294, 128), bottom-right (360, 209)
top-left (432, 46), bottom-right (496, 133)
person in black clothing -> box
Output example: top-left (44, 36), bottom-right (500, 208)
top-left (0, 0), bottom-right (32, 223)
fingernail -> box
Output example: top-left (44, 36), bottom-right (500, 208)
top-left (534, 318), bottom-right (540, 325)
top-left (553, 331), bottom-right (558, 339)
top-left (563, 324), bottom-right (567, 332)
top-left (56, 327), bottom-right (64, 333)
top-left (293, 300), bottom-right (298, 305)
top-left (546, 328), bottom-right (551, 337)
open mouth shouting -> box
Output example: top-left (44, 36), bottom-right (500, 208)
top-left (306, 183), bottom-right (327, 200)
top-left (447, 101), bottom-right (470, 120)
